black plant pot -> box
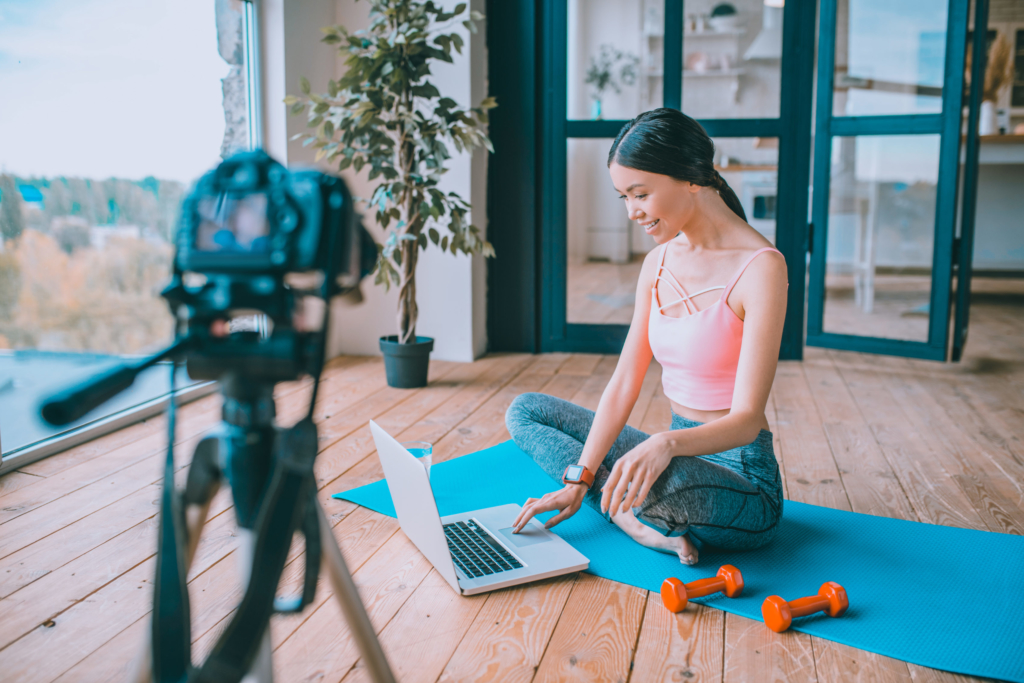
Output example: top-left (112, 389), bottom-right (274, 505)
top-left (379, 335), bottom-right (434, 388)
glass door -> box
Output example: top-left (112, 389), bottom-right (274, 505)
top-left (806, 0), bottom-right (970, 360)
top-left (541, 0), bottom-right (816, 356)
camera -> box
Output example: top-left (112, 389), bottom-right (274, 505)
top-left (160, 150), bottom-right (374, 383)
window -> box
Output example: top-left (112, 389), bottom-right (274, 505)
top-left (0, 0), bottom-right (260, 463)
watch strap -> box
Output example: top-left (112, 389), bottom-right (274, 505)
top-left (562, 464), bottom-right (595, 488)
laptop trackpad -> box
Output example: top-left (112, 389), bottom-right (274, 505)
top-left (498, 523), bottom-right (552, 548)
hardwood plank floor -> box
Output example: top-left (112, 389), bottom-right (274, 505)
top-left (0, 281), bottom-right (1020, 682)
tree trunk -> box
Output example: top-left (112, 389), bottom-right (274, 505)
top-left (396, 238), bottom-right (418, 343)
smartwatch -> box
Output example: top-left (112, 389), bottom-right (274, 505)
top-left (562, 464), bottom-right (595, 489)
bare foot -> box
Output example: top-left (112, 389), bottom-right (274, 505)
top-left (670, 534), bottom-right (700, 566)
top-left (610, 507), bottom-right (699, 565)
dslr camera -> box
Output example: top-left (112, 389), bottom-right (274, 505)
top-left (164, 149), bottom-right (373, 382)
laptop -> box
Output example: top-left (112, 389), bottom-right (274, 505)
top-left (369, 420), bottom-right (589, 596)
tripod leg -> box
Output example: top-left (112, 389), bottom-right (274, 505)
top-left (317, 504), bottom-right (396, 683)
top-left (131, 434), bottom-right (223, 683)
top-left (235, 529), bottom-right (274, 683)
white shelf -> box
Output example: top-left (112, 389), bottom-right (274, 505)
top-left (683, 68), bottom-right (745, 78)
top-left (684, 29), bottom-right (745, 38)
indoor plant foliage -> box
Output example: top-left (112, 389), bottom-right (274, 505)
top-left (287, 0), bottom-right (496, 349)
top-left (965, 33), bottom-right (1014, 134)
top-left (584, 44), bottom-right (639, 120)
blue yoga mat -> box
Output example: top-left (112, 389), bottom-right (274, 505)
top-left (333, 440), bottom-right (1024, 682)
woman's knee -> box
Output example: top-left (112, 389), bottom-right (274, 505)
top-left (505, 392), bottom-right (575, 433)
top-left (505, 392), bottom-right (548, 435)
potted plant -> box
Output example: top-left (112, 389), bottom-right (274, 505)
top-left (287, 0), bottom-right (496, 388)
top-left (966, 32), bottom-right (1013, 135)
top-left (584, 44), bottom-right (639, 120)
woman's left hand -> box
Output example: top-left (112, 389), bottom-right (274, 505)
top-left (601, 434), bottom-right (674, 516)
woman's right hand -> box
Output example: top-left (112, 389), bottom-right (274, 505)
top-left (512, 484), bottom-right (587, 533)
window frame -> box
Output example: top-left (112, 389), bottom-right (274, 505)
top-left (0, 0), bottom-right (264, 470)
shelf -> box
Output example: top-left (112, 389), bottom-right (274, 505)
top-left (716, 164), bottom-right (778, 172)
top-left (683, 68), bottom-right (745, 78)
top-left (684, 29), bottom-right (745, 37)
top-left (980, 134), bottom-right (1024, 144)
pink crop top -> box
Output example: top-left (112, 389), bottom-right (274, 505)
top-left (648, 245), bottom-right (782, 411)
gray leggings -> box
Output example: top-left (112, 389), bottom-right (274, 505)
top-left (505, 392), bottom-right (783, 551)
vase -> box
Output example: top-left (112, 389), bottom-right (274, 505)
top-left (591, 98), bottom-right (603, 121)
top-left (379, 335), bottom-right (434, 388)
top-left (979, 100), bottom-right (997, 136)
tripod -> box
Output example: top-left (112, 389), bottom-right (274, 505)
top-left (131, 372), bottom-right (396, 683)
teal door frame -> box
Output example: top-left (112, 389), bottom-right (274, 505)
top-left (537, 0), bottom-right (817, 358)
top-left (805, 0), bottom-right (971, 360)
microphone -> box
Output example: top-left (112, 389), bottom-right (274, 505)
top-left (40, 337), bottom-right (194, 426)
top-left (41, 364), bottom-right (141, 426)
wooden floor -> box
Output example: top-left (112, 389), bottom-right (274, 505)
top-left (0, 279), bottom-right (1021, 682)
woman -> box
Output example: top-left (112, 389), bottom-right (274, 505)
top-left (505, 108), bottom-right (788, 565)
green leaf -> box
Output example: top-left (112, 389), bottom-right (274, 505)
top-left (417, 232), bottom-right (428, 249)
top-left (451, 33), bottom-right (464, 54)
top-left (290, 102), bottom-right (305, 115)
top-left (454, 3), bottom-right (466, 15)
top-left (300, 76), bottom-right (311, 95)
top-left (441, 235), bottom-right (448, 251)
top-left (410, 83), bottom-right (440, 98)
top-left (428, 227), bottom-right (439, 245)
top-left (283, 95), bottom-right (299, 106)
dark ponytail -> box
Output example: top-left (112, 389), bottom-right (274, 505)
top-left (607, 108), bottom-right (747, 222)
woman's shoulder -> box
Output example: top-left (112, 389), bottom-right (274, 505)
top-left (732, 223), bottom-right (785, 270)
top-left (635, 244), bottom-right (665, 291)
top-left (735, 242), bottom-right (788, 293)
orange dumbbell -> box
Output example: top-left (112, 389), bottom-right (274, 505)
top-left (661, 565), bottom-right (744, 613)
top-left (761, 582), bottom-right (848, 632)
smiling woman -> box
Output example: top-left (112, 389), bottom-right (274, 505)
top-left (0, 0), bottom-right (255, 461)
top-left (509, 108), bottom-right (789, 567)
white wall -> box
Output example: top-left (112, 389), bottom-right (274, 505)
top-left (260, 0), bottom-right (489, 361)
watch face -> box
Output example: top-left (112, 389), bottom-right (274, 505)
top-left (565, 465), bottom-right (584, 481)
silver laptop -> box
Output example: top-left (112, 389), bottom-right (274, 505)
top-left (369, 420), bottom-right (589, 596)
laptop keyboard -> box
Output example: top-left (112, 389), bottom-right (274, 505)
top-left (443, 519), bottom-right (523, 579)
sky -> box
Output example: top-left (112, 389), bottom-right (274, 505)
top-left (0, 0), bottom-right (231, 184)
